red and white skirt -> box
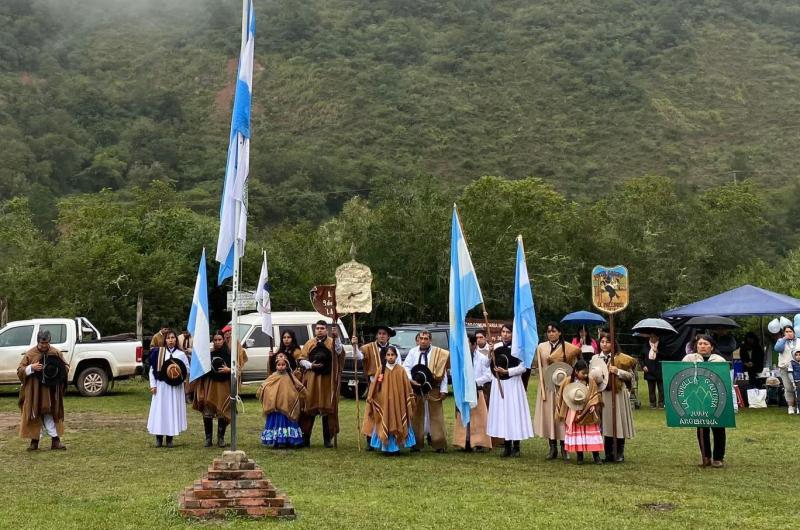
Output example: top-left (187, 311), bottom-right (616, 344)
top-left (564, 409), bottom-right (603, 452)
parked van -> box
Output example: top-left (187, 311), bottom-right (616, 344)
top-left (233, 312), bottom-right (352, 387)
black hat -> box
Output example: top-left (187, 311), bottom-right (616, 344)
top-left (309, 343), bottom-right (332, 375)
top-left (210, 355), bottom-right (229, 382)
top-left (159, 358), bottom-right (187, 386)
top-left (493, 345), bottom-right (521, 380)
top-left (39, 354), bottom-right (66, 387)
top-left (374, 325), bottom-right (396, 337)
top-left (410, 364), bottom-right (434, 395)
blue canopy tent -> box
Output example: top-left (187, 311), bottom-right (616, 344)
top-left (662, 284), bottom-right (800, 317)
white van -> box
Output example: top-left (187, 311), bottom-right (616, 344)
top-left (233, 311), bottom-right (351, 384)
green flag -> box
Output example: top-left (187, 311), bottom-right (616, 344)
top-left (662, 361), bottom-right (736, 428)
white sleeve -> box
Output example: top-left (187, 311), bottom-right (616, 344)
top-left (334, 338), bottom-right (343, 354)
top-left (615, 369), bottom-right (633, 382)
top-left (353, 344), bottom-right (363, 361)
top-left (300, 359), bottom-right (313, 369)
top-left (508, 364), bottom-right (527, 378)
top-left (440, 370), bottom-right (449, 394)
top-left (148, 364), bottom-right (157, 388)
top-left (474, 355), bottom-right (492, 386)
top-left (25, 365), bottom-right (34, 376)
top-left (402, 350), bottom-right (416, 379)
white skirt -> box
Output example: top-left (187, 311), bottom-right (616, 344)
top-left (147, 380), bottom-right (188, 436)
top-left (487, 376), bottom-right (534, 441)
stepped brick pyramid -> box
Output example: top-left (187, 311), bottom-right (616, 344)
top-left (179, 450), bottom-right (295, 519)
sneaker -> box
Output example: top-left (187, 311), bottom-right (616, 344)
top-left (789, 406), bottom-right (796, 415)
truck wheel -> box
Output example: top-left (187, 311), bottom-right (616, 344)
top-left (77, 367), bottom-right (109, 397)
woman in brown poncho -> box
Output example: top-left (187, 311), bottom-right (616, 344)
top-left (259, 355), bottom-right (306, 448)
top-left (365, 346), bottom-right (417, 454)
top-left (192, 332), bottom-right (234, 447)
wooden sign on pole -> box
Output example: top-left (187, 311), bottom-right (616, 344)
top-left (335, 257), bottom-right (373, 452)
top-left (590, 264), bottom-right (629, 461)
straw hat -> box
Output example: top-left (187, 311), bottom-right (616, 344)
top-left (588, 356), bottom-right (609, 391)
top-left (544, 362), bottom-right (573, 393)
top-left (562, 382), bottom-right (588, 411)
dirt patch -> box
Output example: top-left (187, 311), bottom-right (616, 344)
top-left (638, 502), bottom-right (676, 512)
top-left (0, 412), bottom-right (141, 433)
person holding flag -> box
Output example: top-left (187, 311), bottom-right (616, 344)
top-left (192, 332), bottom-right (233, 447)
top-left (487, 236), bottom-right (537, 457)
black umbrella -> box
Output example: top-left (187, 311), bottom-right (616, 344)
top-left (684, 316), bottom-right (739, 329)
top-left (632, 318), bottom-right (678, 336)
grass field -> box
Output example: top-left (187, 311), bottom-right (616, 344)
top-left (0, 377), bottom-right (798, 530)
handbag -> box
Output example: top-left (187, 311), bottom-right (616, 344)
top-left (747, 388), bottom-right (767, 408)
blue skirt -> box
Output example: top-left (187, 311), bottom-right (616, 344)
top-left (370, 425), bottom-right (416, 453)
top-left (261, 412), bottom-right (304, 447)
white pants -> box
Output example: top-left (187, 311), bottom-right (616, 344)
top-left (780, 367), bottom-right (796, 406)
top-left (39, 415), bottom-right (58, 438)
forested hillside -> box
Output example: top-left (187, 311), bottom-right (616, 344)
top-left (2, 0), bottom-right (800, 332)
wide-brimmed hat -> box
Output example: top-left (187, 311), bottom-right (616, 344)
top-left (493, 345), bottom-right (521, 380)
top-left (159, 358), bottom-right (187, 386)
top-left (39, 355), bottom-right (67, 387)
top-left (588, 357), bottom-right (609, 391)
top-left (210, 355), bottom-right (229, 381)
top-left (562, 382), bottom-right (589, 410)
top-left (544, 362), bottom-right (573, 393)
top-left (410, 364), bottom-right (434, 395)
top-left (309, 343), bottom-right (332, 375)
top-left (682, 353), bottom-right (704, 363)
top-left (374, 325), bottom-right (396, 337)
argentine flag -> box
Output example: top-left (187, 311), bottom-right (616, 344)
top-left (448, 205), bottom-right (484, 426)
top-left (189, 250), bottom-right (212, 382)
top-left (511, 235), bottom-right (539, 368)
top-left (216, 0), bottom-right (255, 284)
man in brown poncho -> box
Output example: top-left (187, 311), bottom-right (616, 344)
top-left (18, 330), bottom-right (68, 451)
top-left (298, 320), bottom-right (344, 448)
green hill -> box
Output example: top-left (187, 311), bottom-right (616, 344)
top-left (3, 0), bottom-right (800, 222)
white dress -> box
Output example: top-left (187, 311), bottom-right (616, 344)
top-left (147, 348), bottom-right (189, 436)
top-left (487, 354), bottom-right (534, 441)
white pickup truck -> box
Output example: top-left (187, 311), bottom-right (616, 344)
top-left (0, 317), bottom-right (142, 397)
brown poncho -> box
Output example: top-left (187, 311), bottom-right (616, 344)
top-left (556, 377), bottom-right (603, 426)
top-left (191, 346), bottom-right (247, 422)
top-left (298, 337), bottom-right (343, 417)
top-left (17, 346), bottom-right (67, 439)
top-left (366, 364), bottom-right (415, 445)
top-left (257, 371), bottom-right (306, 422)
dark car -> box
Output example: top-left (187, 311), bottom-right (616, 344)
top-left (339, 322), bottom-right (484, 398)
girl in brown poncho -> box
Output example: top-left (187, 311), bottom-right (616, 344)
top-left (258, 355), bottom-right (306, 448)
top-left (366, 346), bottom-right (417, 454)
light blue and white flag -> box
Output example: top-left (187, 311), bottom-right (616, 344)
top-left (254, 251), bottom-right (272, 337)
top-left (448, 205), bottom-right (484, 426)
top-left (216, 0), bottom-right (255, 285)
top-left (512, 235), bottom-right (539, 368)
top-left (189, 249), bottom-right (212, 382)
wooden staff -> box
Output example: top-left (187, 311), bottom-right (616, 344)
top-left (332, 306), bottom-right (341, 449)
top-left (352, 313), bottom-right (361, 451)
top-left (538, 340), bottom-right (546, 402)
top-left (483, 307), bottom-right (504, 399)
top-left (610, 313), bottom-right (618, 460)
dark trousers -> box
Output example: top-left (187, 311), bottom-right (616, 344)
top-left (300, 414), bottom-right (332, 444)
top-left (696, 427), bottom-right (726, 461)
top-left (646, 379), bottom-right (664, 407)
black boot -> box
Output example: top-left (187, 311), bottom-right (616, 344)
top-left (365, 435), bottom-right (373, 451)
top-left (560, 440), bottom-right (569, 461)
top-left (217, 420), bottom-right (228, 448)
top-left (576, 452), bottom-right (584, 465)
top-left (203, 417), bottom-right (213, 448)
top-left (603, 436), bottom-right (614, 463)
top-left (615, 438), bottom-right (625, 463)
top-left (546, 439), bottom-right (558, 460)
top-left (502, 440), bottom-right (512, 457)
top-left (512, 440), bottom-right (520, 458)
top-left (592, 451), bottom-right (602, 465)
top-left (322, 417), bottom-right (334, 448)
top-left (165, 436), bottom-right (173, 448)
top-left (155, 435), bottom-right (163, 448)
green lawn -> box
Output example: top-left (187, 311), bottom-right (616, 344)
top-left (0, 377), bottom-right (797, 529)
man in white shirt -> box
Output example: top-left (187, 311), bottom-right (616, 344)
top-left (403, 329), bottom-right (449, 452)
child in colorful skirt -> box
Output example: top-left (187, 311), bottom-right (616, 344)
top-left (366, 347), bottom-right (417, 454)
top-left (558, 360), bottom-right (604, 465)
top-left (258, 355), bottom-right (306, 448)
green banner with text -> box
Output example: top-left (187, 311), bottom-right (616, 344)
top-left (662, 361), bottom-right (736, 428)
